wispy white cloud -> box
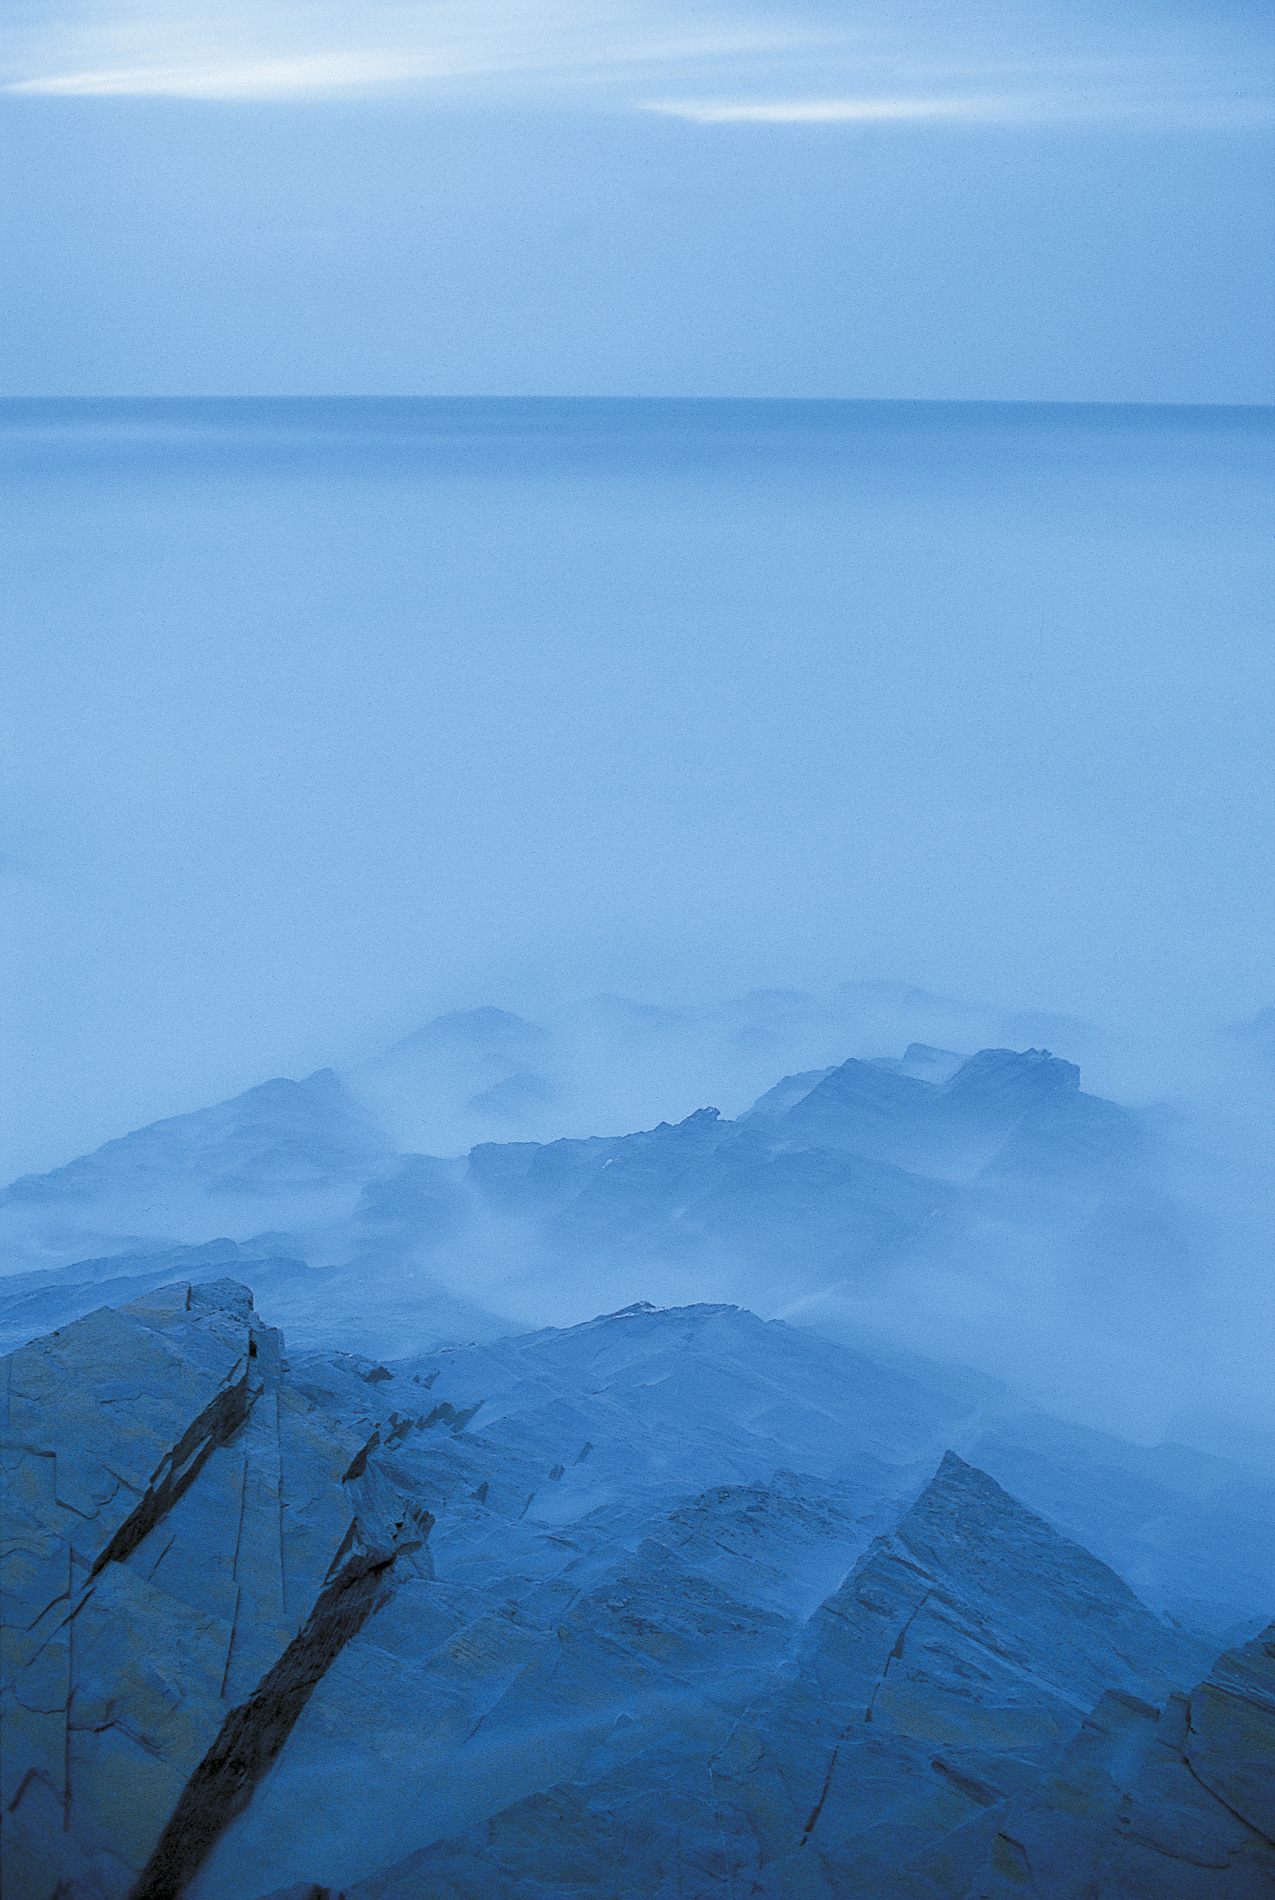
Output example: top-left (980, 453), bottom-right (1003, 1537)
top-left (8, 55), bottom-right (417, 99)
top-left (640, 81), bottom-right (1275, 128)
top-left (645, 96), bottom-right (985, 125)
top-left (2, 0), bottom-right (807, 99)
top-left (2, 0), bottom-right (1269, 122)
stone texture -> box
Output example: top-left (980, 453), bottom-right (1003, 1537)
top-left (275, 1453), bottom-right (1220, 1900)
top-left (1, 1281), bottom-right (431, 1900)
top-left (6, 1287), bottom-right (1271, 1900)
top-left (955, 1622), bottom-right (1275, 1898)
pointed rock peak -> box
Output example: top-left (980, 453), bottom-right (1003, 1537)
top-left (244, 1073), bottom-right (318, 1099)
top-left (813, 1446), bottom-right (1208, 1718)
top-left (924, 1447), bottom-right (1072, 1528)
top-left (679, 1106), bottom-right (721, 1125)
top-left (899, 1449), bottom-right (1157, 1623)
top-left (796, 1054), bottom-right (938, 1108)
top-left (936, 1447), bottom-right (977, 1479)
top-left (301, 1067), bottom-right (343, 1093)
top-left (743, 1067), bottom-right (837, 1117)
top-left (941, 1046), bottom-right (1081, 1096)
top-left (188, 1278), bottom-right (257, 1319)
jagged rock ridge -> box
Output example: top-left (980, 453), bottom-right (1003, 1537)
top-left (1, 1046), bottom-right (1156, 1332)
top-left (4, 1286), bottom-right (1271, 1900)
top-left (248, 1456), bottom-right (1267, 1899)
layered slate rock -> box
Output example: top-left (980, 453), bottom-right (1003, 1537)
top-left (266, 1454), bottom-right (1213, 1900)
top-left (15, 1283), bottom-right (1262, 1900)
top-left (180, 1452), bottom-right (883, 1893)
top-left (186, 1301), bottom-right (1268, 1896)
top-left (354, 1045), bottom-right (1147, 1312)
top-left (0, 1280), bottom-right (431, 1900)
top-left (956, 1621), bottom-right (1275, 1898)
top-left (691, 1451), bottom-right (1210, 1896)
top-left (0, 1045), bottom-right (1187, 1406)
top-left (769, 1046), bottom-right (1093, 1179)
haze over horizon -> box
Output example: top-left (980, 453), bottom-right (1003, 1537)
top-left (5, 0), bottom-right (1271, 1177)
top-left (1, 403), bottom-right (1270, 1168)
top-left (2, 4), bottom-right (1272, 1464)
top-left (3, 398), bottom-right (1273, 1183)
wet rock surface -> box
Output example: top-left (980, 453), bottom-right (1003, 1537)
top-left (1, 1281), bottom-right (431, 1900)
top-left (3, 1044), bottom-right (1270, 1644)
top-left (310, 1453), bottom-right (1230, 1900)
top-left (0, 1046), bottom-right (1190, 1369)
top-left (953, 1620), bottom-right (1275, 1899)
top-left (3, 1287), bottom-right (1270, 1900)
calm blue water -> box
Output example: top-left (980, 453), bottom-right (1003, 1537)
top-left (2, 398), bottom-right (1272, 1182)
top-left (2, 394), bottom-right (1267, 483)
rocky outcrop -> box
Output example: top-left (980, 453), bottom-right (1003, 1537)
top-left (2, 1070), bottom-right (393, 1210)
top-left (0, 1279), bottom-right (431, 1900)
top-left (0, 1242), bottom-right (310, 1360)
top-left (271, 1453), bottom-right (1219, 1900)
top-left (958, 1620), bottom-right (1275, 1897)
top-left (0, 1045), bottom-right (1164, 1358)
top-left (6, 1289), bottom-right (1269, 1900)
top-left (682, 1450), bottom-right (1212, 1895)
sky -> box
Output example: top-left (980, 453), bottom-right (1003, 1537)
top-left (1, 0), bottom-right (1272, 399)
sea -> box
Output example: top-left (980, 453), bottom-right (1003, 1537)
top-left (3, 400), bottom-right (1267, 677)
top-left (2, 397), bottom-right (1272, 1181)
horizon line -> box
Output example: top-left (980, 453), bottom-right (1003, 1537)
top-left (2, 394), bottom-right (1272, 412)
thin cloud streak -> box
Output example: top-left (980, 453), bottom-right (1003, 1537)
top-left (642, 84), bottom-right (1274, 127)
top-left (2, 0), bottom-right (811, 100)
top-left (645, 97), bottom-right (987, 125)
top-left (2, 0), bottom-right (1268, 122)
top-left (8, 56), bottom-right (422, 99)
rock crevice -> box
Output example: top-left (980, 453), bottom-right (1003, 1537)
top-left (1, 1280), bottom-right (432, 1900)
top-left (129, 1545), bottom-right (405, 1900)
top-left (89, 1368), bottom-right (256, 1579)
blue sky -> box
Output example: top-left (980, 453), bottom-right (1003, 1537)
top-left (2, 0), bottom-right (1271, 398)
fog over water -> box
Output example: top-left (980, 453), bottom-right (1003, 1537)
top-left (2, 398), bottom-right (1272, 1448)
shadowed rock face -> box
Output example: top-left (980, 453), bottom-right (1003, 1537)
top-left (131, 1547), bottom-right (404, 1900)
top-left (4, 1288), bottom-right (1270, 1900)
top-left (954, 1621), bottom-right (1275, 1899)
top-left (0, 1280), bottom-right (431, 1900)
top-left (239, 1453), bottom-right (1237, 1900)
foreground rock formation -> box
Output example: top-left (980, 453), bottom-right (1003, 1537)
top-left (293, 1462), bottom-right (1272, 1900)
top-left (1, 1280), bottom-right (432, 1900)
top-left (2, 1286), bottom-right (1271, 1900)
top-left (964, 1620), bottom-right (1275, 1899)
